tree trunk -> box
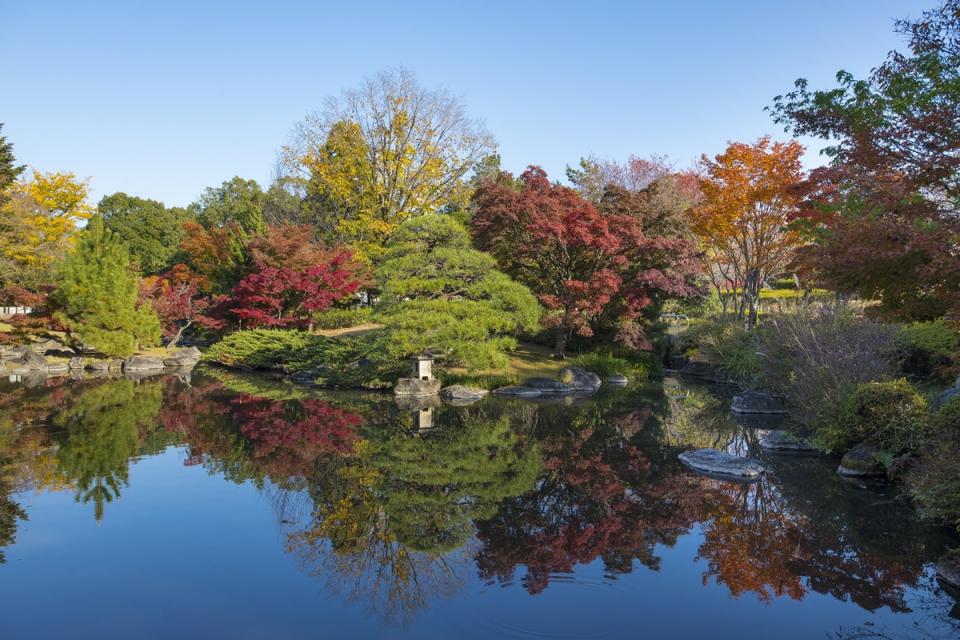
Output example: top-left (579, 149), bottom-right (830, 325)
top-left (166, 321), bottom-right (192, 349)
top-left (553, 326), bottom-right (569, 360)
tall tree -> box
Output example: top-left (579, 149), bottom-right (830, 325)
top-left (691, 137), bottom-right (805, 327)
top-left (0, 171), bottom-right (94, 289)
top-left (98, 192), bottom-right (190, 274)
top-left (567, 154), bottom-right (673, 204)
top-left (376, 213), bottom-right (540, 369)
top-left (472, 167), bottom-right (700, 357)
top-left (770, 0), bottom-right (960, 320)
top-left (283, 68), bottom-right (496, 262)
top-left (53, 216), bottom-right (160, 357)
top-left (192, 176), bottom-right (265, 235)
top-left (0, 124), bottom-right (25, 208)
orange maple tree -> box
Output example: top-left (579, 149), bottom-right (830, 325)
top-left (691, 137), bottom-right (805, 326)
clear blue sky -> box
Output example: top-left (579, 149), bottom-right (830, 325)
top-left (1, 0), bottom-right (930, 207)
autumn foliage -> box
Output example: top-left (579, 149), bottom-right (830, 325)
top-left (472, 166), bottom-right (700, 357)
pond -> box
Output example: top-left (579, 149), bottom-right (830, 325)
top-left (0, 369), bottom-right (957, 639)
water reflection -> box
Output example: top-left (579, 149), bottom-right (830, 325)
top-left (0, 371), bottom-right (956, 636)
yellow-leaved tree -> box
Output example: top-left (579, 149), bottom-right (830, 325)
top-left (0, 170), bottom-right (94, 288)
top-left (282, 68), bottom-right (495, 263)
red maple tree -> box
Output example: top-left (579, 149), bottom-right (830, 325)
top-left (471, 166), bottom-right (700, 357)
top-left (229, 249), bottom-right (365, 329)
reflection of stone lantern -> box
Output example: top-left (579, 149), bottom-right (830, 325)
top-left (412, 355), bottom-right (434, 381)
top-left (413, 407), bottom-right (434, 435)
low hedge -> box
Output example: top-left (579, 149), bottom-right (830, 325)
top-left (203, 329), bottom-right (404, 389)
top-left (568, 350), bottom-right (652, 382)
top-left (898, 319), bottom-right (959, 381)
top-left (311, 307), bottom-right (374, 330)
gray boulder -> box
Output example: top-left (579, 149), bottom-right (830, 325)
top-left (606, 374), bottom-right (628, 385)
top-left (525, 377), bottom-right (575, 395)
top-left (837, 443), bottom-right (887, 478)
top-left (163, 347), bottom-right (202, 368)
top-left (393, 377), bottom-right (441, 397)
top-left (16, 350), bottom-right (48, 370)
top-left (440, 385), bottom-right (489, 403)
top-left (678, 448), bottom-right (765, 480)
top-left (731, 390), bottom-right (785, 415)
top-left (123, 356), bottom-right (165, 372)
top-left (558, 367), bottom-right (602, 392)
top-left (68, 357), bottom-right (85, 369)
top-left (492, 385), bottom-right (542, 398)
top-left (85, 359), bottom-right (111, 371)
top-left (759, 430), bottom-right (818, 454)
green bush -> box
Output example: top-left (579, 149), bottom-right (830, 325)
top-left (821, 379), bottom-right (929, 454)
top-left (311, 307), bottom-right (373, 330)
top-left (203, 329), bottom-right (404, 389)
top-left (568, 350), bottom-right (651, 382)
top-left (908, 396), bottom-right (960, 532)
top-left (898, 320), bottom-right (959, 381)
top-left (678, 317), bottom-right (759, 384)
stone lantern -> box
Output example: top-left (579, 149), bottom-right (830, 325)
top-left (412, 355), bottom-right (434, 381)
top-left (394, 355), bottom-right (441, 397)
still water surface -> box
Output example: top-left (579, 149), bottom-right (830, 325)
top-left (0, 369), bottom-right (957, 639)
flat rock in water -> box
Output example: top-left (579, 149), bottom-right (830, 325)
top-left (44, 362), bottom-right (69, 375)
top-left (678, 448), bottom-right (765, 480)
top-left (759, 430), bottom-right (818, 454)
top-left (731, 390), bottom-right (785, 414)
top-left (440, 385), bottom-right (489, 403)
top-left (492, 385), bottom-right (542, 398)
top-left (558, 367), bottom-right (602, 392)
top-left (606, 374), bottom-right (629, 385)
top-left (524, 377), bottom-right (575, 395)
top-left (163, 347), bottom-right (202, 368)
top-left (123, 356), bottom-right (165, 372)
top-left (393, 378), bottom-right (441, 397)
top-left (837, 442), bottom-right (887, 478)
top-left (68, 357), bottom-right (85, 370)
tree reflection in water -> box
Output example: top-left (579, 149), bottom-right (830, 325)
top-left (0, 372), bottom-right (954, 630)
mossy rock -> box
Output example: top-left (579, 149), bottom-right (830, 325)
top-left (837, 443), bottom-right (887, 478)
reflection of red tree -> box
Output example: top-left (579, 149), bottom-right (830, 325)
top-left (476, 425), bottom-right (667, 594)
top-left (230, 396), bottom-right (360, 478)
top-left (476, 421), bottom-right (930, 611)
top-left (158, 381), bottom-right (361, 482)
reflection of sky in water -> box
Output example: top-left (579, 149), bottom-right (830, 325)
top-left (0, 372), bottom-right (956, 639)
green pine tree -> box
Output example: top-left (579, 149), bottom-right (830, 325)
top-left (53, 215), bottom-right (161, 357)
top-left (0, 123), bottom-right (25, 207)
top-left (375, 214), bottom-right (541, 370)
